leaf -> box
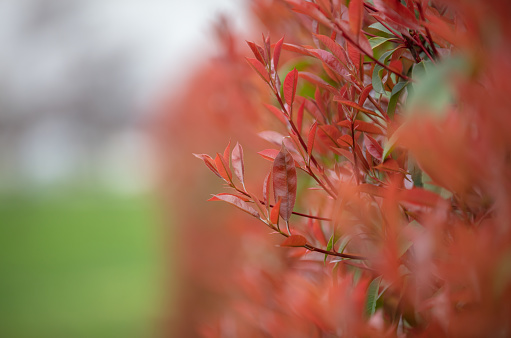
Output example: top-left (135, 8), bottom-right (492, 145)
top-left (263, 168), bottom-right (272, 207)
top-left (368, 22), bottom-right (393, 35)
top-left (338, 120), bottom-right (384, 135)
top-left (337, 134), bottom-right (353, 148)
top-left (273, 36), bottom-right (284, 70)
top-left (296, 100), bottom-right (305, 134)
top-left (284, 69), bottom-right (299, 107)
top-left (258, 149), bottom-right (280, 161)
top-left (281, 235), bottom-right (307, 247)
top-left (311, 218), bottom-right (327, 246)
top-left (364, 276), bottom-right (382, 317)
top-left (193, 153), bottom-right (223, 179)
top-left (309, 49), bottom-right (347, 77)
top-left (246, 41), bottom-right (266, 64)
top-left (373, 0), bottom-right (420, 31)
top-left (223, 139), bottom-right (231, 164)
top-left (388, 80), bottom-right (408, 119)
top-left (314, 34), bottom-right (348, 65)
top-left (307, 121), bottom-right (318, 161)
top-left (246, 57), bottom-right (270, 83)
top-left (282, 43), bottom-right (312, 56)
top-left (272, 144), bottom-right (298, 221)
top-left (209, 194), bottom-right (260, 218)
top-left (335, 99), bottom-right (381, 118)
top-left (264, 103), bottom-right (289, 123)
top-left (348, 0), bottom-right (364, 41)
top-left (371, 48), bottom-right (398, 94)
top-left (358, 85), bottom-right (373, 106)
top-left (231, 142), bottom-right (245, 186)
top-left (270, 197), bottom-right (282, 226)
top-left (398, 188), bottom-right (444, 208)
top-left (369, 37), bottom-right (392, 49)
top-left (364, 135), bottom-right (383, 162)
top-left (215, 153), bottom-right (232, 183)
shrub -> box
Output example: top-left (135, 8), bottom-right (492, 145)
top-left (193, 0), bottom-right (511, 336)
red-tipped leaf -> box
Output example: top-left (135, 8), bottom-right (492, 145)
top-left (215, 153), bottom-right (232, 183)
top-left (246, 57), bottom-right (270, 83)
top-left (270, 197), bottom-right (282, 226)
top-left (231, 142), bottom-right (245, 185)
top-left (273, 36), bottom-right (284, 70)
top-left (307, 121), bottom-right (318, 161)
top-left (209, 194), bottom-right (260, 218)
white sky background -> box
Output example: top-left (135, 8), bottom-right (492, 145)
top-left (0, 0), bottom-right (252, 193)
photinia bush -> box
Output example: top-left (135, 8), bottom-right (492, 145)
top-left (190, 0), bottom-right (511, 336)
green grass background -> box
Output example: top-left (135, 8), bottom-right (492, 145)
top-left (0, 189), bottom-right (166, 338)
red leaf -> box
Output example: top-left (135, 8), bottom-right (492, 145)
top-left (272, 144), bottom-right (297, 221)
top-left (282, 43), bottom-right (313, 56)
top-left (335, 99), bottom-right (381, 117)
top-left (281, 235), bottom-right (307, 247)
top-left (231, 142), bottom-right (245, 185)
top-left (307, 121), bottom-right (318, 160)
top-left (314, 34), bottom-right (348, 65)
top-left (264, 103), bottom-right (289, 123)
top-left (263, 168), bottom-right (272, 207)
top-left (209, 194), bottom-right (260, 218)
top-left (358, 85), bottom-right (373, 106)
top-left (193, 153), bottom-right (222, 179)
top-left (311, 218), bottom-right (327, 246)
top-left (273, 36), bottom-right (284, 70)
top-left (347, 41), bottom-right (362, 74)
top-left (270, 197), bottom-right (282, 226)
top-left (284, 69), bottom-right (299, 107)
top-left (332, 147), bottom-right (355, 163)
top-left (398, 188), bottom-right (444, 208)
top-left (246, 57), bottom-right (270, 83)
top-left (348, 0), bottom-right (364, 41)
top-left (364, 135), bottom-right (383, 162)
top-left (337, 134), bottom-right (353, 148)
top-left (223, 139), bottom-right (231, 164)
top-left (258, 149), bottom-right (280, 161)
top-left (246, 41), bottom-right (266, 64)
top-left (373, 0), bottom-right (420, 31)
top-left (338, 120), bottom-right (384, 135)
top-left (215, 153), bottom-right (232, 183)
top-left (309, 49), bottom-right (347, 78)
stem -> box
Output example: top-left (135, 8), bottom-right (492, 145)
top-left (413, 33), bottom-right (436, 63)
top-left (417, 3), bottom-right (439, 58)
top-left (304, 244), bottom-right (367, 260)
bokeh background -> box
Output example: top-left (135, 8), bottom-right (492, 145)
top-left (0, 0), bottom-right (251, 337)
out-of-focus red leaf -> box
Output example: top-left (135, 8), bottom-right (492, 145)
top-left (318, 125), bottom-right (342, 148)
top-left (348, 0), bottom-right (364, 41)
top-left (193, 153), bottom-right (223, 179)
top-left (270, 197), bottom-right (282, 226)
top-left (246, 57), bottom-right (270, 83)
top-left (284, 69), bottom-right (299, 107)
top-left (354, 143), bottom-right (371, 173)
top-left (280, 235), bottom-right (307, 247)
top-left (215, 153), bottom-right (232, 183)
top-left (286, 0), bottom-right (330, 26)
top-left (347, 42), bottom-right (362, 75)
top-left (246, 40), bottom-right (266, 64)
top-left (311, 218), bottom-right (327, 246)
top-left (231, 142), bottom-right (245, 186)
top-left (398, 188), bottom-right (444, 208)
top-left (358, 183), bottom-right (387, 197)
top-left (307, 121), bottom-right (318, 160)
top-left (272, 145), bottom-right (298, 221)
top-left (209, 193), bottom-right (260, 218)
top-left (364, 135), bottom-right (383, 162)
top-left (374, 158), bottom-right (401, 173)
top-left (314, 34), bottom-right (348, 65)
top-left (338, 120), bottom-right (385, 135)
top-left (273, 36), bottom-right (285, 70)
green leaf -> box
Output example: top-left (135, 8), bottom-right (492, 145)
top-left (369, 37), bottom-right (392, 49)
top-left (364, 276), bottom-right (382, 317)
top-left (372, 49), bottom-right (398, 94)
top-left (387, 80), bottom-right (408, 119)
top-left (368, 22), bottom-right (393, 36)
top-left (324, 234), bottom-right (334, 263)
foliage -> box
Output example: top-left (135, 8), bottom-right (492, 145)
top-left (191, 0), bottom-right (511, 336)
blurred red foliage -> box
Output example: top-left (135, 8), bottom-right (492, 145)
top-left (153, 0), bottom-right (511, 336)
